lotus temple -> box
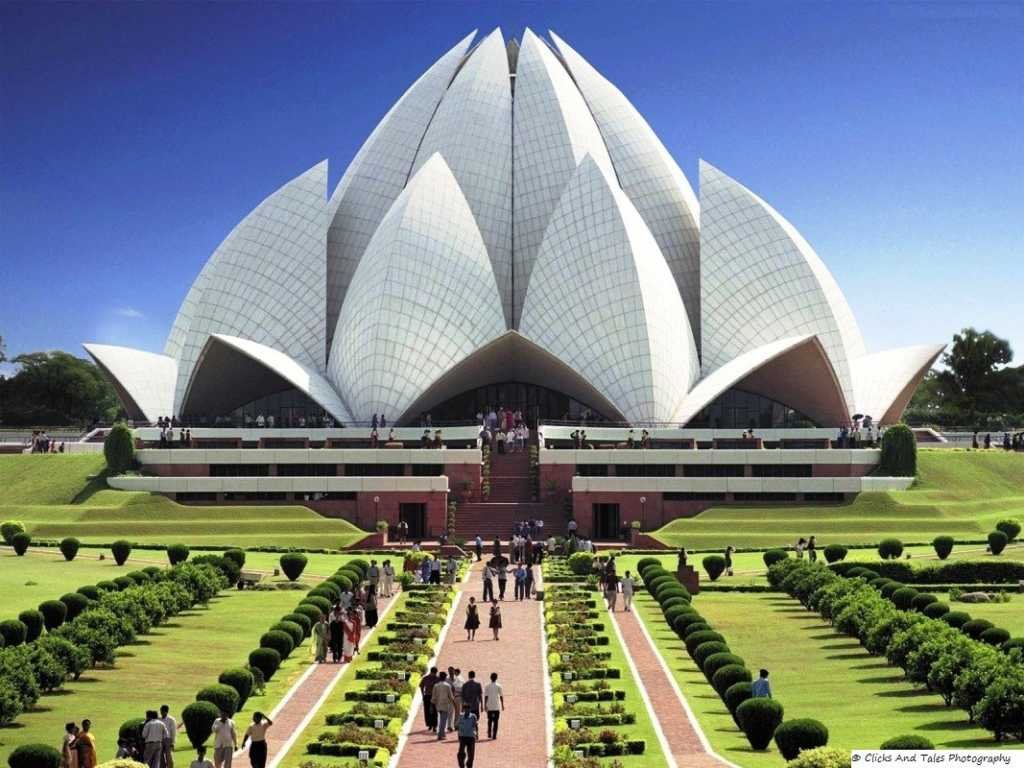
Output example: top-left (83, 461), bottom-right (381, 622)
top-left (85, 29), bottom-right (943, 539)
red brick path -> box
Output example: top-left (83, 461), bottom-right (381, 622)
top-left (233, 588), bottom-right (401, 768)
top-left (395, 560), bottom-right (550, 768)
top-left (612, 607), bottom-right (731, 768)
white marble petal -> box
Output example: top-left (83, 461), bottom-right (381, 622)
top-left (83, 344), bottom-right (177, 423)
top-left (551, 31), bottom-right (702, 345)
top-left (328, 153), bottom-right (507, 422)
top-left (520, 154), bottom-right (699, 424)
top-left (853, 344), bottom-right (945, 424)
top-left (326, 31), bottom-right (477, 347)
top-left (512, 28), bottom-right (615, 327)
top-left (700, 160), bottom-right (865, 406)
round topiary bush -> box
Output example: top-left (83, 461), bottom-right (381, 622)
top-left (671, 613), bottom-right (704, 636)
top-left (300, 596), bottom-right (331, 615)
top-left (17, 610), bottom-right (44, 642)
top-left (880, 581), bottom-right (902, 599)
top-left (657, 584), bottom-right (691, 604)
top-left (942, 611), bottom-right (971, 629)
top-left (979, 627), bottom-right (1010, 647)
top-left (248, 647), bottom-right (282, 681)
top-left (223, 548), bottom-right (246, 568)
top-left (118, 717), bottom-right (145, 752)
top-left (279, 553), bottom-right (308, 581)
top-left (786, 747), bottom-right (852, 768)
top-left (127, 570), bottom-right (150, 585)
top-left (648, 574), bottom-right (676, 594)
top-left (891, 587), bottom-right (919, 610)
top-left (661, 596), bottom-right (691, 614)
top-left (0, 620), bottom-right (27, 647)
top-left (260, 629), bottom-right (294, 659)
top-left (11, 532), bottom-right (31, 556)
top-left (111, 540), bottom-right (132, 566)
top-left (724, 681), bottom-right (753, 722)
top-left (114, 576), bottom-right (135, 591)
top-left (7, 743), bottom-right (62, 768)
top-left (878, 539), bottom-right (904, 560)
top-left (846, 566), bottom-right (871, 579)
top-left (294, 603), bottom-right (323, 623)
top-left (685, 630), bottom-right (725, 656)
top-left (932, 536), bottom-right (955, 560)
top-left (712, 664), bottom-right (752, 697)
top-left (911, 593), bottom-right (938, 612)
top-left (823, 545), bottom-right (848, 564)
top-left (736, 697), bottom-right (785, 750)
top-left (987, 531), bottom-right (1008, 555)
top-left (167, 544), bottom-right (190, 565)
top-left (961, 619), bottom-right (994, 640)
top-left (39, 600), bottom-right (68, 630)
top-left (196, 683), bottom-right (240, 716)
top-left (763, 549), bottom-right (788, 568)
top-left (104, 422), bottom-right (135, 474)
top-left (181, 700), bottom-right (220, 748)
top-left (567, 551), bottom-right (594, 575)
top-left (271, 620), bottom-right (304, 648)
top-left (703, 555), bottom-right (726, 581)
top-left (60, 592), bottom-right (89, 621)
top-left (703, 652), bottom-right (745, 678)
top-left (880, 735), bottom-right (934, 750)
top-left (683, 622), bottom-right (713, 638)
top-left (923, 602), bottom-right (951, 620)
top-left (283, 612), bottom-right (312, 637)
top-left (879, 423), bottom-right (916, 477)
top-left (327, 573), bottom-right (353, 592)
top-left (870, 577), bottom-right (893, 591)
top-left (59, 537), bottom-right (80, 562)
top-left (774, 718), bottom-right (829, 760)
top-left (995, 519), bottom-right (1021, 543)
top-left (218, 667), bottom-right (255, 710)
top-left (693, 641), bottom-right (731, 669)
top-left (664, 605), bottom-right (696, 628)
top-left (77, 585), bottom-right (100, 602)
top-left (1002, 637), bottom-right (1024, 655)
top-left (1, 520), bottom-right (25, 545)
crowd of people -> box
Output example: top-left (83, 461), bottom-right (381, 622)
top-left (156, 417), bottom-right (191, 448)
top-left (312, 560), bottom-right (393, 663)
top-left (28, 430), bottom-right (64, 452)
top-left (973, 430), bottom-right (1024, 450)
top-left (419, 667), bottom-right (505, 767)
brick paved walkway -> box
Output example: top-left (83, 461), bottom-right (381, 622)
top-left (395, 560), bottom-right (550, 768)
top-left (612, 607), bottom-right (731, 768)
top-left (233, 588), bottom-right (401, 768)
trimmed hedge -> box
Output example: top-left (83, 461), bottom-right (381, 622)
top-left (987, 531), bottom-right (1008, 555)
top-left (877, 539), bottom-right (904, 560)
top-left (712, 664), bottom-right (752, 697)
top-left (880, 735), bottom-right (934, 750)
top-left (280, 553), bottom-right (308, 581)
top-left (39, 600), bottom-right (67, 630)
top-left (879, 422), bottom-right (916, 476)
top-left (774, 718), bottom-right (829, 760)
top-left (17, 610), bottom-right (44, 643)
top-left (196, 683), bottom-right (240, 715)
top-left (11, 532), bottom-right (31, 556)
top-left (59, 593), bottom-right (89, 621)
top-left (736, 697), bottom-right (784, 750)
top-left (702, 555), bottom-right (726, 581)
top-left (823, 545), bottom-right (847, 564)
top-left (218, 667), bottom-right (255, 710)
top-left (933, 536), bottom-right (954, 560)
top-left (0, 620), bottom-right (27, 647)
top-left (763, 549), bottom-right (788, 568)
top-left (59, 537), bottom-right (80, 561)
top-left (248, 647), bottom-right (282, 681)
top-left (995, 520), bottom-right (1021, 542)
top-left (259, 630), bottom-right (294, 659)
top-left (167, 544), bottom-right (190, 565)
top-left (831, 559), bottom-right (1024, 585)
top-left (181, 700), bottom-right (219, 748)
top-left (693, 641), bottom-right (731, 669)
top-left (685, 631), bottom-right (725, 656)
top-left (7, 744), bottom-right (62, 768)
top-left (111, 540), bottom-right (132, 566)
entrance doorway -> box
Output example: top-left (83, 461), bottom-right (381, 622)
top-left (593, 503), bottom-right (621, 540)
top-left (400, 503), bottom-right (427, 541)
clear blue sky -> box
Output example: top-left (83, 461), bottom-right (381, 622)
top-left (2, 1), bottom-right (1021, 368)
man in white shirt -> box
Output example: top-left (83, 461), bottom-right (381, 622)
top-left (484, 672), bottom-right (504, 740)
top-left (141, 710), bottom-right (169, 768)
top-left (620, 571), bottom-right (635, 612)
top-left (211, 712), bottom-right (237, 768)
top-left (159, 704), bottom-right (178, 768)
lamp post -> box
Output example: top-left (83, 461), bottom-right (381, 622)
top-left (639, 496), bottom-right (647, 532)
top-left (373, 495), bottom-right (380, 526)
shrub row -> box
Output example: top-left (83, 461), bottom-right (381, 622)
top-left (829, 560), bottom-right (1024, 585)
top-left (769, 559), bottom-right (1024, 742)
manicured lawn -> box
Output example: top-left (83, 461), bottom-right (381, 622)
top-left (933, 595), bottom-right (1024, 636)
top-left (652, 451), bottom-right (1024, 549)
top-left (0, 588), bottom-right (301, 763)
top-left (0, 454), bottom-right (369, 549)
top-left (635, 589), bottom-right (1019, 764)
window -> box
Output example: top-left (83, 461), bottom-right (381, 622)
top-left (614, 464), bottom-right (675, 477)
top-left (575, 464), bottom-right (608, 477)
top-left (175, 492), bottom-right (217, 502)
top-left (750, 465), bottom-right (812, 478)
top-left (683, 465), bottom-right (744, 478)
top-left (210, 464), bottom-right (270, 477)
top-left (343, 464), bottom-right (404, 476)
top-left (411, 464), bottom-right (444, 476)
top-left (732, 492), bottom-right (798, 502)
top-left (276, 464), bottom-right (337, 476)
top-left (663, 492), bottom-right (726, 501)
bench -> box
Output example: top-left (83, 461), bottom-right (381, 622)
top-left (237, 570), bottom-right (264, 589)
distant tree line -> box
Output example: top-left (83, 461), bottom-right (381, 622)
top-left (906, 328), bottom-right (1024, 429)
top-left (0, 338), bottom-right (121, 427)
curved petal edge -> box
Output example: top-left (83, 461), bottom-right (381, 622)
top-left (84, 344), bottom-right (177, 424)
top-left (853, 344), bottom-right (945, 424)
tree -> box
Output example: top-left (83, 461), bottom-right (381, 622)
top-left (104, 424), bottom-right (135, 474)
top-left (0, 350), bottom-right (119, 426)
top-left (937, 328), bottom-right (1012, 419)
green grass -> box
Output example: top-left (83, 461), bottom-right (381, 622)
top-left (0, 587), bottom-right (302, 763)
top-left (631, 590), bottom-right (1017, 768)
top-left (932, 594), bottom-right (1024, 636)
top-left (0, 454), bottom-right (369, 549)
top-left (652, 451), bottom-right (1024, 549)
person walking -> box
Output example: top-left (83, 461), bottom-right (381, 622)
top-left (514, 562), bottom-right (526, 600)
top-left (313, 614), bottom-right (328, 663)
top-left (62, 722), bottom-right (80, 768)
top-left (484, 672), bottom-right (504, 739)
top-left (496, 562), bottom-right (508, 601)
top-left (367, 560), bottom-right (380, 591)
top-left (724, 545), bottom-right (734, 577)
top-left (489, 600), bottom-right (502, 641)
top-left (159, 705), bottom-right (178, 768)
top-left (482, 563), bottom-right (494, 603)
top-left (456, 705), bottom-right (478, 768)
top-left (74, 719), bottom-right (97, 768)
top-left (605, 571), bottom-right (618, 611)
top-left (364, 589), bottom-right (379, 629)
top-left (807, 536), bottom-right (818, 563)
top-left (752, 669), bottom-right (772, 698)
top-left (449, 668), bottom-right (464, 729)
top-left (465, 596), bottom-right (480, 641)
top-left (431, 671), bottom-right (455, 740)
top-left (430, 555), bottom-right (442, 585)
top-left (141, 711), bottom-right (167, 768)
top-left (329, 604), bottom-right (344, 663)
top-left (460, 670), bottom-right (483, 718)
top-left (381, 560), bottom-right (394, 598)
top-left (420, 667), bottom-right (439, 731)
top-left (241, 712), bottom-right (273, 768)
top-left (211, 712), bottom-right (236, 768)
top-left (621, 571), bottom-right (635, 612)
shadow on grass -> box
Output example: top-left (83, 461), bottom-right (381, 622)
top-left (875, 687), bottom-right (932, 699)
top-left (820, 641), bottom-right (862, 651)
top-left (858, 675), bottom-right (905, 685)
top-left (850, 662), bottom-right (890, 671)
top-left (898, 702), bottom-right (949, 715)
top-left (827, 652), bottom-right (870, 661)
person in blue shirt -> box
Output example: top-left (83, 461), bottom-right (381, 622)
top-left (752, 668), bottom-right (772, 698)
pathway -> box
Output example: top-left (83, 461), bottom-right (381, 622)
top-left (611, 606), bottom-right (733, 768)
top-left (395, 560), bottom-right (550, 768)
top-left (232, 587), bottom-right (402, 768)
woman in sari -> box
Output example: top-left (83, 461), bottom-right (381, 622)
top-left (341, 608), bottom-right (362, 662)
top-left (364, 589), bottom-right (378, 629)
top-left (62, 722), bottom-right (79, 768)
top-left (74, 719), bottom-right (97, 768)
top-left (328, 604), bottom-right (344, 663)
top-left (312, 614), bottom-right (329, 663)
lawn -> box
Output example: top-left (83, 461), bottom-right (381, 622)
top-left (0, 454), bottom-right (369, 549)
top-left (0, 587), bottom-right (301, 764)
top-left (932, 594), bottom-right (1024, 636)
top-left (651, 451), bottom-right (1024, 549)
top-left (630, 589), bottom-right (1017, 768)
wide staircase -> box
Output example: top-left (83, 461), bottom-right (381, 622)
top-left (454, 448), bottom-right (567, 539)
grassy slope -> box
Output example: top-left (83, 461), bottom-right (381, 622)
top-left (0, 588), bottom-right (300, 763)
top-left (653, 451), bottom-right (1024, 549)
top-left (0, 454), bottom-right (368, 549)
